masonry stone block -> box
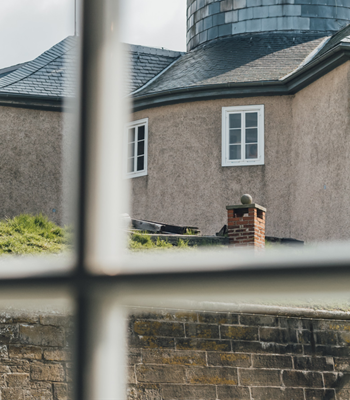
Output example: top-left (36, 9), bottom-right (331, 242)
top-left (259, 327), bottom-right (298, 343)
top-left (282, 370), bottom-right (323, 388)
top-left (251, 387), bottom-right (304, 400)
top-left (207, 352), bottom-right (251, 367)
top-left (186, 366), bottom-right (238, 385)
top-left (136, 365), bottom-right (187, 384)
top-left (252, 354), bottom-right (293, 369)
top-left (9, 345), bottom-right (42, 360)
top-left (216, 386), bottom-right (250, 399)
top-left (240, 368), bottom-right (281, 386)
top-left (185, 323), bottom-right (220, 338)
top-left (53, 383), bottom-right (68, 400)
top-left (1, 388), bottom-right (25, 399)
top-left (294, 356), bottom-right (334, 371)
top-left (43, 349), bottom-right (71, 361)
top-left (30, 363), bottom-right (65, 382)
top-left (304, 389), bottom-right (336, 400)
top-left (221, 325), bottom-right (258, 340)
top-left (161, 384), bottom-right (216, 399)
top-left (198, 312), bottom-right (238, 325)
top-left (133, 321), bottom-right (185, 338)
top-left (240, 314), bottom-right (278, 327)
top-left (142, 350), bottom-right (206, 366)
top-left (176, 338), bottom-right (231, 351)
top-left (19, 325), bottom-right (65, 347)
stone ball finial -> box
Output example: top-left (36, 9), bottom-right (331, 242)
top-left (241, 194), bottom-right (253, 205)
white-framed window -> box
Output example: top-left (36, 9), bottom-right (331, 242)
top-left (222, 105), bottom-right (264, 166)
top-left (126, 118), bottom-right (148, 178)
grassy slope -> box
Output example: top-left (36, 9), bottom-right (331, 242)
top-left (0, 214), bottom-right (70, 255)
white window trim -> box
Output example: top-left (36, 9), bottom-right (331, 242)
top-left (222, 105), bottom-right (264, 167)
top-left (125, 118), bottom-right (148, 178)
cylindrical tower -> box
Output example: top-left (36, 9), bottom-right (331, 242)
top-left (187, 0), bottom-right (350, 51)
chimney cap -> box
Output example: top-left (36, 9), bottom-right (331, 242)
top-left (241, 194), bottom-right (252, 205)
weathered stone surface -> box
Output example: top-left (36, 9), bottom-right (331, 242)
top-left (43, 349), bottom-right (71, 361)
top-left (0, 344), bottom-right (8, 358)
top-left (207, 352), bottom-right (250, 367)
top-left (294, 356), bottom-right (334, 371)
top-left (186, 367), bottom-right (238, 385)
top-left (40, 315), bottom-right (69, 327)
top-left (259, 327), bottom-right (297, 343)
top-left (136, 365), bottom-right (187, 384)
top-left (142, 350), bottom-right (206, 366)
top-left (2, 388), bottom-right (25, 399)
top-left (282, 370), bottom-right (323, 388)
top-left (25, 389), bottom-right (53, 399)
top-left (0, 324), bottom-right (19, 343)
top-left (240, 314), bottom-right (278, 327)
top-left (176, 338), bottom-right (231, 352)
top-left (161, 384), bottom-right (216, 399)
top-left (252, 354), bottom-right (292, 369)
top-left (216, 385), bottom-right (250, 399)
top-left (30, 363), bottom-right (65, 382)
top-left (185, 323), bottom-right (220, 339)
top-left (251, 387), bottom-right (304, 400)
top-left (334, 357), bottom-right (350, 372)
top-left (6, 373), bottom-right (29, 387)
top-left (128, 367), bottom-right (136, 384)
top-left (19, 325), bottom-right (65, 347)
top-left (129, 335), bottom-right (175, 350)
top-left (127, 384), bottom-right (161, 400)
top-left (221, 325), bottom-right (258, 341)
top-left (9, 345), bottom-right (42, 360)
top-left (128, 349), bottom-right (142, 365)
top-left (304, 389), bottom-right (336, 400)
top-left (133, 321), bottom-right (184, 338)
top-left (240, 369), bottom-right (281, 387)
top-left (198, 312), bottom-right (238, 325)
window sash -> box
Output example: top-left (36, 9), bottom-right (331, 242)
top-left (222, 105), bottom-right (264, 166)
top-left (126, 118), bottom-right (148, 178)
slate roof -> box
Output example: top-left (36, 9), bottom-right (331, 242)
top-left (133, 32), bottom-right (329, 98)
top-left (0, 37), bottom-right (77, 98)
top-left (0, 38), bottom-right (182, 99)
top-left (128, 45), bottom-right (183, 93)
top-left (1, 24), bottom-right (350, 102)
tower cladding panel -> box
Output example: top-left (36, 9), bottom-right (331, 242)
top-left (187, 0), bottom-right (350, 51)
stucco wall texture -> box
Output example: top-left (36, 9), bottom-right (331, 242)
top-left (131, 62), bottom-right (350, 242)
top-left (0, 106), bottom-right (64, 225)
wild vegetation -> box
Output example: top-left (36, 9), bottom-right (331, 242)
top-left (0, 214), bottom-right (70, 255)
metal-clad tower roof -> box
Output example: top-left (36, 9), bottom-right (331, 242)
top-left (187, 0), bottom-right (350, 51)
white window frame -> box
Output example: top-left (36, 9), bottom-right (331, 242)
top-left (222, 105), bottom-right (264, 167)
top-left (125, 118), bottom-right (148, 178)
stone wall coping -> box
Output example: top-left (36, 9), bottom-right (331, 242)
top-left (226, 203), bottom-right (267, 212)
top-left (129, 303), bottom-right (350, 320)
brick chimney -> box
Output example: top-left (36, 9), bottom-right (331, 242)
top-left (226, 195), bottom-right (266, 249)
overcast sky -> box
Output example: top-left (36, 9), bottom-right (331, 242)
top-left (0, 0), bottom-right (187, 70)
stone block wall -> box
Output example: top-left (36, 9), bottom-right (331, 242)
top-left (186, 0), bottom-right (350, 51)
top-left (0, 312), bottom-right (73, 400)
top-left (128, 309), bottom-right (350, 400)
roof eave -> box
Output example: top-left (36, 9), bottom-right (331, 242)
top-left (132, 42), bottom-right (350, 112)
top-left (0, 93), bottom-right (65, 112)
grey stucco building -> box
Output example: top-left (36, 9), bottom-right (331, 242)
top-left (2, 0), bottom-right (350, 242)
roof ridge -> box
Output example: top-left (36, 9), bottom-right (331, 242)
top-left (129, 44), bottom-right (184, 58)
top-left (0, 37), bottom-right (76, 91)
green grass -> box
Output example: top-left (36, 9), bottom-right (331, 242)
top-left (129, 232), bottom-right (190, 251)
top-left (0, 214), bottom-right (71, 255)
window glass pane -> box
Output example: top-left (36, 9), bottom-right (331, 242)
top-left (128, 157), bottom-right (135, 173)
top-left (246, 112), bottom-right (258, 128)
top-left (246, 128), bottom-right (258, 144)
top-left (229, 114), bottom-right (241, 129)
top-left (137, 140), bottom-right (145, 156)
top-left (128, 143), bottom-right (135, 158)
top-left (229, 145), bottom-right (241, 160)
top-left (129, 128), bottom-right (136, 143)
top-left (137, 156), bottom-right (144, 171)
top-left (246, 144), bottom-right (258, 159)
top-left (138, 126), bottom-right (145, 141)
top-left (229, 129), bottom-right (241, 144)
